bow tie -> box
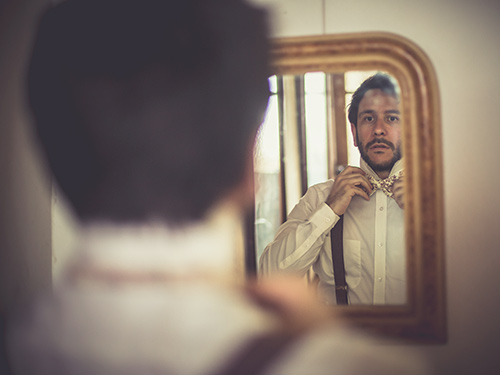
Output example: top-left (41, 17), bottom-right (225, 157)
top-left (367, 170), bottom-right (403, 198)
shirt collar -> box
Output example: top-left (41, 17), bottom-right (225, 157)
top-left (63, 205), bottom-right (243, 284)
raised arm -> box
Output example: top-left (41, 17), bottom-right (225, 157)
top-left (259, 167), bottom-right (372, 276)
top-left (259, 181), bottom-right (339, 276)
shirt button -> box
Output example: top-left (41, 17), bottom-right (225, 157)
top-left (378, 277), bottom-right (382, 282)
top-left (379, 206), bottom-right (384, 211)
top-left (378, 242), bottom-right (383, 247)
top-left (326, 218), bottom-right (331, 223)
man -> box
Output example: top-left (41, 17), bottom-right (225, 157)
top-left (260, 74), bottom-right (406, 306)
top-left (6, 1), bottom-right (426, 374)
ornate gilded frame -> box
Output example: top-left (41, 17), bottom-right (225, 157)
top-left (269, 32), bottom-right (446, 343)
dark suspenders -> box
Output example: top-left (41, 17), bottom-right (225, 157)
top-left (330, 215), bottom-right (348, 305)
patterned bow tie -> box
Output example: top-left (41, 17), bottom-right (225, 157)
top-left (367, 170), bottom-right (403, 198)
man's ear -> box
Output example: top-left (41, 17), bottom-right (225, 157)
top-left (226, 138), bottom-right (256, 210)
top-left (350, 123), bottom-right (358, 147)
top-left (239, 145), bottom-right (256, 207)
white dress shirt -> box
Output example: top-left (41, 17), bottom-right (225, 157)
top-left (260, 159), bottom-right (406, 305)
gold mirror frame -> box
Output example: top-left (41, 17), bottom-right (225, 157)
top-left (269, 32), bottom-right (446, 343)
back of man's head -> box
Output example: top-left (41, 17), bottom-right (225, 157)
top-left (29, 0), bottom-right (269, 224)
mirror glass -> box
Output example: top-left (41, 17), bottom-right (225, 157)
top-left (253, 70), bottom-right (407, 306)
top-left (244, 33), bottom-right (446, 343)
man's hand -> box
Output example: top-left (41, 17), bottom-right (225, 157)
top-left (392, 177), bottom-right (405, 209)
top-left (325, 166), bottom-right (373, 216)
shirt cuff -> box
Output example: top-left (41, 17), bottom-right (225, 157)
top-left (309, 203), bottom-right (339, 232)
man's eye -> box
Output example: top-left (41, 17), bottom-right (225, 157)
top-left (388, 116), bottom-right (399, 122)
top-left (364, 116), bottom-right (374, 122)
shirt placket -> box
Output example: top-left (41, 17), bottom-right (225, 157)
top-left (373, 191), bottom-right (387, 304)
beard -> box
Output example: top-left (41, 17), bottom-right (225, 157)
top-left (356, 135), bottom-right (402, 174)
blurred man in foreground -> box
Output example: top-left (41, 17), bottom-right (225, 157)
top-left (6, 0), bottom-right (427, 374)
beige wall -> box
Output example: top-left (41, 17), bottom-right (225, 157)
top-left (252, 0), bottom-right (500, 373)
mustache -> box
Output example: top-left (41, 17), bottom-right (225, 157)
top-left (366, 138), bottom-right (395, 150)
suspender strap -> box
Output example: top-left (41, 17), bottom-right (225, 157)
top-left (211, 331), bottom-right (298, 375)
top-left (330, 215), bottom-right (348, 305)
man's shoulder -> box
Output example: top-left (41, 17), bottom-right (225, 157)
top-left (309, 179), bottom-right (334, 191)
top-left (306, 179), bottom-right (334, 198)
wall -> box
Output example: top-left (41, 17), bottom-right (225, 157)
top-left (251, 0), bottom-right (500, 374)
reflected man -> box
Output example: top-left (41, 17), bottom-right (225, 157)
top-left (260, 74), bottom-right (406, 305)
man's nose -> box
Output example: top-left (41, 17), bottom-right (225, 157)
top-left (373, 118), bottom-right (386, 136)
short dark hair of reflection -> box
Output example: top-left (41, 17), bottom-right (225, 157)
top-left (347, 73), bottom-right (399, 127)
top-left (28, 0), bottom-right (270, 224)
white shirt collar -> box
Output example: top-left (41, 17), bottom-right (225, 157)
top-left (64, 204), bottom-right (244, 284)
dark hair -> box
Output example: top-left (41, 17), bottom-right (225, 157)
top-left (347, 73), bottom-right (399, 127)
top-left (28, 0), bottom-right (270, 224)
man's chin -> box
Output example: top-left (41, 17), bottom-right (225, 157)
top-left (363, 157), bottom-right (398, 174)
top-left (358, 142), bottom-right (402, 174)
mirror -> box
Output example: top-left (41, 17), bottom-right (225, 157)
top-left (245, 32), bottom-right (446, 343)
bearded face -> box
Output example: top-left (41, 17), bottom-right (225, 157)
top-left (351, 89), bottom-right (402, 177)
top-left (356, 135), bottom-right (402, 174)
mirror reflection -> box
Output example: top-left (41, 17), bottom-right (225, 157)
top-left (254, 71), bottom-right (406, 306)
